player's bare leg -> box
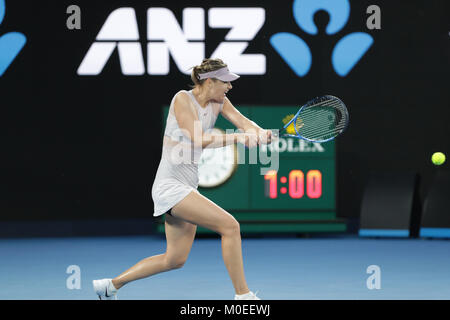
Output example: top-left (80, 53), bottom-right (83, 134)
top-left (111, 213), bottom-right (197, 290)
top-left (171, 191), bottom-right (250, 295)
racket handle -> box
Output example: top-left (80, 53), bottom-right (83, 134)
top-left (271, 129), bottom-right (283, 139)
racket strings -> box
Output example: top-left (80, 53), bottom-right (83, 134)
top-left (294, 100), bottom-right (348, 140)
top-left (298, 123), bottom-right (345, 140)
top-left (298, 110), bottom-right (347, 132)
top-left (304, 97), bottom-right (342, 109)
top-left (284, 99), bottom-right (342, 130)
top-left (298, 115), bottom-right (347, 138)
top-left (298, 108), bottom-right (344, 130)
top-left (302, 123), bottom-right (347, 140)
top-left (301, 98), bottom-right (346, 117)
top-left (300, 101), bottom-right (344, 124)
top-left (302, 100), bottom-right (344, 116)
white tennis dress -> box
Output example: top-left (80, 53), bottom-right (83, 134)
top-left (151, 90), bottom-right (224, 216)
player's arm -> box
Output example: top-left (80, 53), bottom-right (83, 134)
top-left (221, 97), bottom-right (272, 144)
top-left (173, 92), bottom-right (256, 148)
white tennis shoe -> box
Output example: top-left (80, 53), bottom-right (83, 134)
top-left (234, 291), bottom-right (260, 300)
top-left (93, 279), bottom-right (118, 300)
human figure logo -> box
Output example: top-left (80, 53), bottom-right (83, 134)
top-left (270, 0), bottom-right (374, 77)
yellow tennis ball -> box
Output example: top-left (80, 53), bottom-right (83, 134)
top-left (431, 152), bottom-right (446, 165)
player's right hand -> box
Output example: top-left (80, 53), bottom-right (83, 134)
top-left (236, 132), bottom-right (258, 148)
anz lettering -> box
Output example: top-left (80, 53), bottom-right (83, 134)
top-left (78, 7), bottom-right (266, 76)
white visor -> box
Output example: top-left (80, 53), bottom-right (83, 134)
top-left (197, 66), bottom-right (240, 82)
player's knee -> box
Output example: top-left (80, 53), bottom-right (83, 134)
top-left (165, 254), bottom-right (187, 270)
top-left (221, 217), bottom-right (240, 237)
top-left (170, 260), bottom-right (186, 270)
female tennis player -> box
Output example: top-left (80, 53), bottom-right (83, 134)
top-left (93, 58), bottom-right (272, 300)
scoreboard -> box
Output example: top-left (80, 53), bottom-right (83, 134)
top-left (157, 106), bottom-right (346, 234)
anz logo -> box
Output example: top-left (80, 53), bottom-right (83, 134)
top-left (78, 7), bottom-right (266, 76)
top-left (0, 0), bottom-right (26, 77)
top-left (271, 0), bottom-right (374, 77)
top-left (78, 0), bottom-right (373, 77)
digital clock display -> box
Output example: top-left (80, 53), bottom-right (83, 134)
top-left (264, 169), bottom-right (322, 199)
top-left (249, 158), bottom-right (335, 210)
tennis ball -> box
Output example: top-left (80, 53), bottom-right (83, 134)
top-left (431, 152), bottom-right (446, 166)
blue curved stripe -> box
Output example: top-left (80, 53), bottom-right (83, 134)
top-left (332, 32), bottom-right (373, 76)
top-left (0, 32), bottom-right (27, 76)
top-left (270, 32), bottom-right (311, 77)
top-left (0, 0), bottom-right (5, 25)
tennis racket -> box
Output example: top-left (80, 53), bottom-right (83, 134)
top-left (273, 95), bottom-right (349, 143)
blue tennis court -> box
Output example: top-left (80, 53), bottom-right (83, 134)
top-left (1, 235), bottom-right (449, 300)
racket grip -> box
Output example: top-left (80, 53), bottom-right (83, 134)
top-left (271, 129), bottom-right (281, 139)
